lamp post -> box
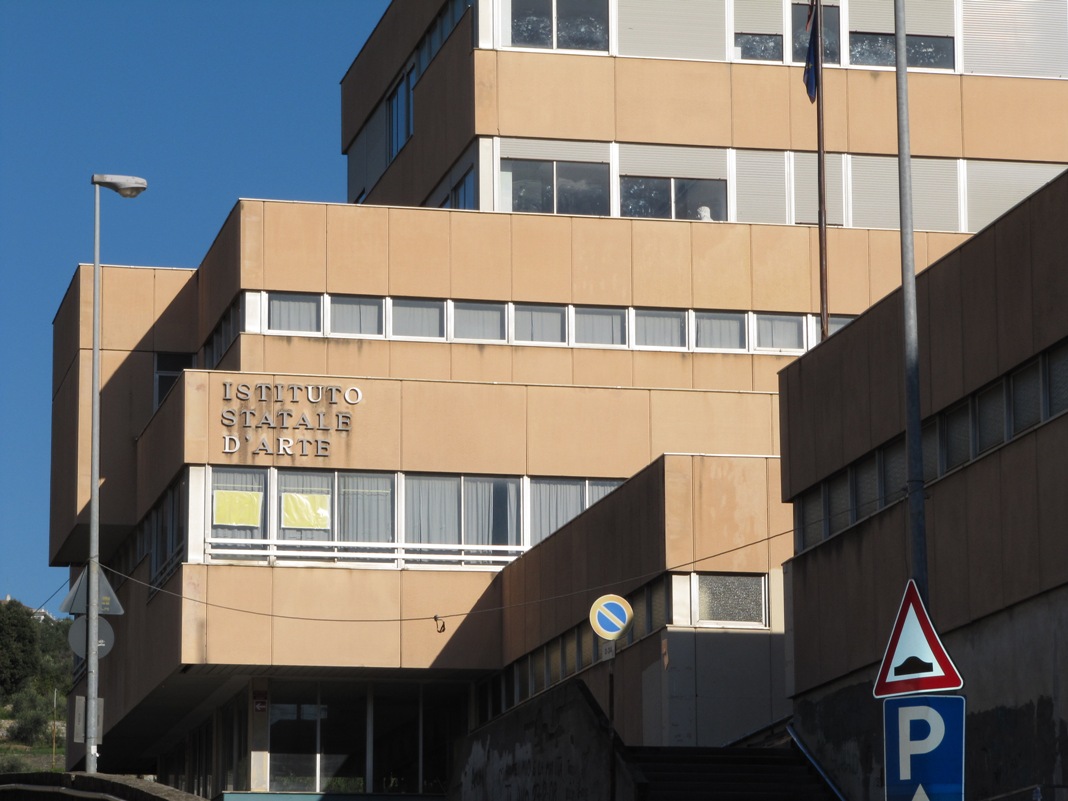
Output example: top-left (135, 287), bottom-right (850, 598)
top-left (87, 174), bottom-right (146, 773)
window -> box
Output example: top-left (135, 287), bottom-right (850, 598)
top-left (849, 33), bottom-right (954, 68)
top-left (212, 468), bottom-right (267, 541)
top-left (454, 301), bottom-right (507, 341)
top-left (635, 309), bottom-right (686, 348)
top-left (1011, 361), bottom-right (1042, 435)
top-left (331, 296), bottom-right (383, 336)
top-left (501, 159), bottom-right (610, 216)
top-left (506, 0), bottom-right (609, 51)
top-left (278, 471), bottom-right (332, 541)
top-left (827, 470), bottom-right (850, 535)
top-left (695, 311), bottom-right (747, 350)
top-left (514, 303), bottom-right (566, 343)
top-left (791, 3), bottom-right (841, 63)
top-left (922, 420), bottom-right (940, 482)
top-left (798, 485), bottom-right (824, 549)
top-left (574, 306), bottom-right (627, 346)
top-left (450, 168), bottom-right (476, 210)
top-left (530, 478), bottom-right (584, 544)
top-left (735, 0), bottom-right (783, 60)
top-left (882, 437), bottom-right (907, 505)
top-left (206, 295), bottom-right (243, 368)
top-left (620, 176), bottom-right (727, 221)
top-left (943, 401), bottom-right (972, 470)
top-left (338, 472), bottom-right (395, 543)
top-left (1048, 340), bottom-right (1068, 416)
top-left (405, 475), bottom-right (461, 545)
top-left (464, 477), bottom-right (521, 546)
top-left (854, 454), bottom-right (879, 519)
top-left (154, 352), bottom-right (195, 407)
top-left (696, 573), bottom-right (767, 626)
top-left (268, 293), bottom-right (321, 333)
top-left (755, 313), bottom-right (805, 350)
top-left (391, 299), bottom-right (445, 338)
top-left (388, 66), bottom-right (415, 160)
top-left (976, 383), bottom-right (1005, 454)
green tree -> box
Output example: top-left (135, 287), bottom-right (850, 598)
top-left (32, 618), bottom-right (73, 698)
top-left (8, 688), bottom-right (49, 745)
top-left (0, 602), bottom-right (40, 698)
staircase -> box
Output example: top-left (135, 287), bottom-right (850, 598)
top-left (626, 745), bottom-right (841, 801)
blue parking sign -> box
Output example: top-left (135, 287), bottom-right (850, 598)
top-left (884, 696), bottom-right (964, 801)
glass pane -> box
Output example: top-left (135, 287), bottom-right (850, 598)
top-left (1049, 340), bottom-right (1068, 416)
top-left (587, 479), bottom-right (622, 505)
top-left (269, 681), bottom-right (318, 792)
top-left (1012, 361), bottom-right (1042, 434)
top-left (502, 158), bottom-right (553, 213)
top-left (922, 420), bottom-right (940, 482)
top-left (338, 472), bottom-right (394, 543)
top-left (695, 312), bottom-right (747, 350)
top-left (556, 161), bottom-right (610, 216)
top-left (548, 639), bottom-right (562, 684)
top-left (405, 475), bottom-right (461, 545)
top-left (320, 683), bottom-right (367, 794)
top-left (510, 0), bottom-right (552, 47)
top-left (735, 33), bottom-right (783, 61)
top-left (332, 296), bottom-right (383, 335)
top-left (635, 309), bottom-right (686, 348)
top-left (697, 574), bottom-right (765, 624)
top-left (514, 304), bottom-right (566, 343)
top-left (278, 471), bottom-right (332, 541)
top-left (850, 32), bottom-right (896, 66)
top-left (212, 468), bottom-right (266, 540)
top-left (675, 178), bottom-right (727, 221)
top-left (944, 402), bottom-right (972, 470)
top-left (906, 35), bottom-right (954, 69)
top-left (268, 292), bottom-right (321, 333)
top-left (392, 299), bottom-right (445, 338)
top-left (575, 307), bottom-right (627, 345)
top-left (454, 301), bottom-right (506, 340)
top-left (620, 176), bottom-right (672, 219)
top-left (557, 0), bottom-right (609, 50)
top-left (755, 313), bottom-right (804, 349)
top-left (463, 477), bottom-right (520, 546)
top-left (372, 685), bottom-right (419, 794)
top-left (530, 478), bottom-right (584, 544)
top-left (827, 471), bottom-right (850, 534)
top-left (976, 383), bottom-right (1005, 453)
top-left (882, 437), bottom-right (907, 505)
top-left (800, 485), bottom-right (824, 548)
top-left (791, 3), bottom-right (841, 63)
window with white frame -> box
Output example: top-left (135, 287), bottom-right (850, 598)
top-left (278, 471), bottom-right (332, 541)
top-left (620, 176), bottom-right (727, 221)
top-left (848, 0), bottom-right (954, 68)
top-left (755, 312), bottom-right (806, 350)
top-left (212, 468), bottom-right (267, 541)
top-left (790, 2), bottom-right (840, 63)
top-left (634, 308), bottom-right (687, 348)
top-left (504, 0), bottom-right (609, 51)
top-left (514, 303), bottom-right (567, 343)
top-left (268, 292), bottom-right (322, 334)
top-left (734, 0), bottom-right (784, 60)
top-left (330, 296), bottom-right (384, 336)
top-left (500, 158), bottom-right (610, 216)
top-left (454, 301), bottom-right (507, 341)
top-left (695, 311), bottom-right (748, 350)
top-left (696, 573), bottom-right (767, 626)
top-left (338, 472), bottom-right (395, 543)
top-left (391, 298), bottom-right (446, 338)
top-left (387, 64), bottom-right (415, 160)
top-left (529, 477), bottom-right (622, 544)
top-left (574, 306), bottom-right (627, 346)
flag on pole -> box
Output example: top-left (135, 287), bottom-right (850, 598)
top-left (803, 1), bottom-right (818, 102)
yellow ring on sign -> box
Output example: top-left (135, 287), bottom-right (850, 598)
top-left (589, 594), bottom-right (634, 641)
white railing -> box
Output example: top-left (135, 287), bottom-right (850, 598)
top-left (205, 537), bottom-right (526, 569)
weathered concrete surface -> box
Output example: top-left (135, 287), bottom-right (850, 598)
top-left (451, 680), bottom-right (641, 801)
top-left (0, 772), bottom-right (203, 800)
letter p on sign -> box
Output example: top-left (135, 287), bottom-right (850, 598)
top-left (884, 695), bottom-right (964, 801)
top-left (898, 705), bottom-right (945, 780)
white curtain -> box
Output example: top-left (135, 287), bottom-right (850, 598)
top-left (332, 297), bottom-right (382, 335)
top-left (696, 312), bottom-right (746, 349)
top-left (338, 472), bottom-right (394, 542)
top-left (464, 477), bottom-right (520, 546)
top-left (515, 304), bottom-right (566, 342)
top-left (575, 308), bottom-right (626, 345)
top-left (635, 310), bottom-right (685, 347)
top-left (587, 479), bottom-right (622, 505)
top-left (405, 475), bottom-right (461, 544)
top-left (268, 293), bottom-right (321, 333)
top-left (278, 472), bottom-right (332, 541)
top-left (454, 303), bottom-right (506, 340)
top-left (530, 478), bottom-right (584, 545)
top-left (755, 314), bottom-right (803, 349)
top-left (392, 300), bottom-right (444, 338)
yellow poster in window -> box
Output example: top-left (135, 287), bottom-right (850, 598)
top-left (214, 490), bottom-right (263, 527)
top-left (282, 492), bottom-right (331, 529)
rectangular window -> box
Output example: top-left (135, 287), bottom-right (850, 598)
top-left (922, 420), bottom-right (940, 482)
top-left (881, 437), bottom-right (907, 505)
top-left (556, 161), bottom-right (610, 216)
top-left (507, 0), bottom-right (608, 51)
top-left (620, 177), bottom-right (727, 221)
top-left (575, 306), bottom-right (627, 346)
top-left (635, 309), bottom-right (686, 348)
top-left (976, 383), bottom-right (1005, 454)
top-left (463, 476), bottom-right (520, 546)
top-left (451, 168), bottom-right (476, 210)
top-left (791, 3), bottom-right (841, 63)
top-left (212, 468), bottom-right (266, 539)
top-left (799, 485), bottom-right (824, 548)
top-left (530, 478), bottom-right (585, 544)
top-left (853, 454), bottom-right (879, 519)
top-left (826, 470), bottom-right (850, 534)
top-left (500, 158), bottom-right (609, 216)
top-left (755, 313), bottom-right (804, 350)
top-left (279, 472), bottom-right (332, 541)
top-left (388, 66), bottom-right (414, 160)
top-left (695, 311), bottom-right (747, 350)
top-left (849, 32), bottom-right (954, 68)
top-left (587, 478), bottom-right (623, 505)
top-left (1048, 340), bottom-right (1068, 416)
top-left (392, 299), bottom-right (445, 338)
top-left (338, 472), bottom-right (395, 543)
top-left (514, 303), bottom-right (567, 343)
top-left (405, 474), bottom-right (461, 545)
top-left (269, 682), bottom-right (318, 792)
top-left (454, 301), bottom-right (507, 341)
top-left (620, 176), bottom-right (672, 219)
top-left (675, 178), bottom-right (728, 221)
top-left (944, 401), bottom-right (972, 470)
top-left (501, 158), bottom-right (554, 213)
top-left (735, 0), bottom-right (783, 60)
top-left (268, 292), bottom-right (322, 333)
top-left (154, 352), bottom-right (196, 407)
top-left (1011, 361), bottom-right (1042, 435)
top-left (331, 296), bottom-right (383, 336)
top-left (697, 573), bottom-right (767, 626)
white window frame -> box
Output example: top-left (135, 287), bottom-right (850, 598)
top-left (691, 572), bottom-right (769, 629)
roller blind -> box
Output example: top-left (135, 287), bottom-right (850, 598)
top-left (793, 152), bottom-right (844, 225)
top-left (499, 138), bottom-right (611, 161)
top-left (851, 155), bottom-right (899, 229)
top-left (963, 0), bottom-right (1068, 77)
top-left (912, 158), bottom-right (959, 232)
top-left (852, 0), bottom-right (953, 35)
top-left (966, 160), bottom-right (1066, 231)
top-left (735, 150), bottom-right (788, 223)
top-left (735, 0), bottom-right (783, 33)
top-left (619, 144), bottom-right (729, 178)
top-left (619, 0), bottom-right (727, 60)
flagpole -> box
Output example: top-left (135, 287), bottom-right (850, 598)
top-left (815, 0), bottom-right (828, 341)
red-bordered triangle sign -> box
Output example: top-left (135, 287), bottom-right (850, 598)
top-left (873, 579), bottom-right (963, 698)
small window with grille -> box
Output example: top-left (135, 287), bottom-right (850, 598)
top-left (695, 573), bottom-right (767, 627)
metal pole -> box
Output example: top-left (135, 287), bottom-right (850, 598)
top-left (87, 183), bottom-right (102, 774)
top-left (893, 0), bottom-right (929, 602)
top-left (816, 0), bottom-right (829, 341)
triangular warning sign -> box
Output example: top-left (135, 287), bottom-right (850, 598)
top-left (873, 580), bottom-right (962, 698)
top-left (59, 567), bottom-right (125, 616)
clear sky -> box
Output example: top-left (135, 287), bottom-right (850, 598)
top-left (0, 0), bottom-right (390, 614)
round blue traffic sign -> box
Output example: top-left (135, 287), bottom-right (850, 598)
top-left (589, 594), bottom-right (634, 641)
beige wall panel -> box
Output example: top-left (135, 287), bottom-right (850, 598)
top-left (750, 226), bottom-right (812, 312)
top-left (572, 348), bottom-right (634, 387)
top-left (615, 59), bottom-right (732, 146)
top-left (650, 390), bottom-right (777, 457)
top-left (908, 74), bottom-right (963, 157)
top-left (790, 66), bottom-right (848, 153)
top-left (571, 218), bottom-right (633, 306)
top-left (473, 49), bottom-right (499, 133)
top-left (52, 269), bottom-right (85, 393)
top-left (998, 439), bottom-right (1041, 607)
top-left (450, 343), bottom-right (514, 383)
top-left (135, 379), bottom-right (186, 520)
top-left (1036, 418), bottom-right (1068, 591)
top-left (272, 569), bottom-right (402, 667)
top-left (181, 371), bottom-right (209, 470)
top-left (961, 76), bottom-right (1068, 162)
top-left (399, 571), bottom-right (501, 669)
top-left (50, 363), bottom-right (81, 561)
top-left (923, 233), bottom-right (967, 267)
top-left (663, 456), bottom-right (694, 571)
top-left (387, 341), bottom-right (453, 381)
top-left (845, 70), bottom-right (899, 156)
top-left (325, 338), bottom-right (392, 380)
top-left (203, 565), bottom-right (273, 665)
top-left (821, 228), bottom-right (871, 313)
top-left (451, 211), bottom-right (512, 300)
top-left (101, 350), bottom-right (153, 527)
top-left (101, 267), bottom-right (156, 351)
top-left (692, 224), bottom-right (753, 311)
top-left (387, 208), bottom-right (452, 298)
top-left (496, 52), bottom-right (615, 141)
top-left (731, 64), bottom-right (793, 151)
top-left (401, 381), bottom-right (527, 474)
top-left (633, 351), bottom-right (692, 389)
top-left (325, 205), bottom-right (389, 296)
top-left (692, 353), bottom-right (754, 391)
top-left (925, 251), bottom-right (965, 413)
top-left (867, 230), bottom-right (902, 304)
top-left (152, 268), bottom-right (199, 352)
top-left (511, 346), bottom-right (574, 385)
top-left (632, 220), bottom-right (692, 308)
top-left (765, 460), bottom-right (792, 545)
top-left (693, 457), bottom-right (770, 571)
top-left (261, 336), bottom-right (330, 377)
top-left (235, 334), bottom-right (264, 373)
top-left (767, 529), bottom-right (793, 572)
top-left (262, 203), bottom-right (327, 292)
top-left (511, 215), bottom-right (573, 301)
top-left (752, 355), bottom-right (793, 393)
top-left (993, 206), bottom-right (1035, 372)
top-left (329, 377), bottom-right (402, 470)
top-left (958, 231), bottom-right (1001, 392)
top-left (526, 386), bottom-right (650, 477)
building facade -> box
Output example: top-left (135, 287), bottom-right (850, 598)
top-left (50, 0), bottom-right (1068, 796)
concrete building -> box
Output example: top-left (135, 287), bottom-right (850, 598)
top-left (50, 0), bottom-right (1068, 796)
top-left (780, 170), bottom-right (1068, 801)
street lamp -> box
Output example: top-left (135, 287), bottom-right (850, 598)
top-left (87, 173), bottom-right (146, 774)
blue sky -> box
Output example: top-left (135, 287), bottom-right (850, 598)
top-left (0, 1), bottom-right (389, 614)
